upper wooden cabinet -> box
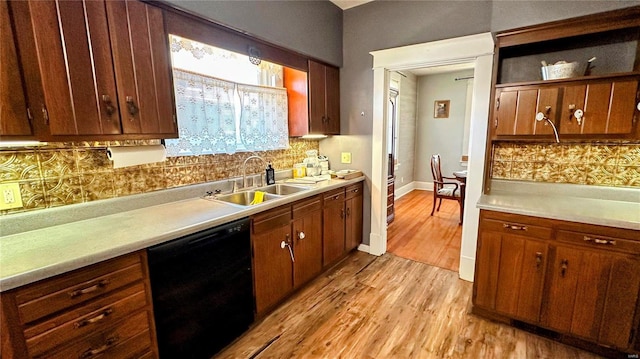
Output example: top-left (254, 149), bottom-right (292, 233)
top-left (0, 0), bottom-right (32, 138)
top-left (10, 0), bottom-right (177, 140)
top-left (489, 6), bottom-right (640, 141)
top-left (285, 60), bottom-right (340, 136)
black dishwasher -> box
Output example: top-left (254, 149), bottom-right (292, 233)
top-left (147, 218), bottom-right (254, 358)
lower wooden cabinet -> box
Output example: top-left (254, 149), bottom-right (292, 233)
top-left (251, 195), bottom-right (323, 316)
top-left (322, 188), bottom-right (346, 266)
top-left (0, 251), bottom-right (158, 358)
top-left (474, 210), bottom-right (640, 355)
top-left (345, 183), bottom-right (363, 251)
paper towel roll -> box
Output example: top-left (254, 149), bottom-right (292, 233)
top-left (107, 145), bottom-right (167, 169)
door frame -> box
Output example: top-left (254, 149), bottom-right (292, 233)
top-left (367, 32), bottom-right (494, 281)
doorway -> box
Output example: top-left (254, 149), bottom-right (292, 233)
top-left (368, 33), bottom-right (494, 281)
top-left (385, 66), bottom-right (474, 272)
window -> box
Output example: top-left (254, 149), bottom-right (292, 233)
top-left (165, 35), bottom-right (289, 156)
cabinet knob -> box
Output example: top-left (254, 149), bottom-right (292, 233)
top-left (560, 259), bottom-right (569, 277)
top-left (636, 101), bottom-right (640, 111)
top-left (297, 230), bottom-right (306, 240)
top-left (126, 96), bottom-right (139, 116)
top-left (535, 252), bottom-right (543, 269)
top-left (583, 236), bottom-right (615, 245)
top-left (502, 223), bottom-right (527, 231)
top-left (101, 95), bottom-right (115, 117)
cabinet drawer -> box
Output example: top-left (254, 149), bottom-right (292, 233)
top-left (387, 205), bottom-right (394, 218)
top-left (293, 195), bottom-right (321, 219)
top-left (387, 193), bottom-right (394, 206)
top-left (252, 205), bottom-right (291, 234)
top-left (15, 253), bottom-right (144, 324)
top-left (25, 283), bottom-right (147, 357)
top-left (47, 311), bottom-right (152, 359)
top-left (323, 188), bottom-right (345, 205)
top-left (345, 183), bottom-right (363, 200)
top-left (557, 230), bottom-right (640, 254)
top-left (481, 218), bottom-right (552, 240)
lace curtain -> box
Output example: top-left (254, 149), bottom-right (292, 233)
top-left (238, 84), bottom-right (289, 151)
top-left (165, 70), bottom-right (238, 156)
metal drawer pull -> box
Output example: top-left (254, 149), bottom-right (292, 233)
top-left (69, 279), bottom-right (110, 298)
top-left (281, 235), bottom-right (295, 262)
top-left (74, 308), bottom-right (113, 329)
top-left (503, 223), bottom-right (527, 231)
top-left (101, 95), bottom-right (115, 116)
top-left (583, 236), bottom-right (616, 245)
top-left (80, 335), bottom-right (119, 358)
top-left (125, 96), bottom-right (138, 116)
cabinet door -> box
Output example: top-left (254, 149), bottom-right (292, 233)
top-left (560, 80), bottom-right (638, 135)
top-left (542, 245), bottom-right (640, 348)
top-left (345, 194), bottom-right (363, 251)
top-left (106, 0), bottom-right (176, 136)
top-left (494, 235), bottom-right (547, 322)
top-left (252, 224), bottom-right (293, 315)
top-left (324, 64), bottom-right (340, 135)
top-left (308, 60), bottom-right (326, 135)
top-left (1, 0), bottom-right (31, 136)
top-left (495, 87), bottom-right (558, 136)
top-left (323, 201), bottom-right (345, 266)
top-left (22, 0), bottom-right (121, 136)
top-left (292, 210), bottom-right (322, 288)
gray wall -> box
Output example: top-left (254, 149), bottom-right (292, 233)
top-left (415, 70), bottom-right (473, 183)
top-left (395, 72), bottom-right (417, 189)
top-left (164, 0), bottom-right (343, 66)
top-left (323, 0), bottom-right (639, 245)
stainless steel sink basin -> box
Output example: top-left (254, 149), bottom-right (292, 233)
top-left (259, 184), bottom-right (310, 195)
top-left (214, 191), bottom-right (280, 206)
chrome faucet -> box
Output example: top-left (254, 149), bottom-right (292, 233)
top-left (242, 155), bottom-right (268, 189)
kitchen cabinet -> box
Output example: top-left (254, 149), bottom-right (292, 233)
top-left (0, 251), bottom-right (158, 358)
top-left (308, 60), bottom-right (340, 135)
top-left (10, 0), bottom-right (177, 140)
top-left (488, 7), bottom-right (640, 142)
top-left (292, 196), bottom-right (323, 289)
top-left (0, 0), bottom-right (32, 137)
top-left (284, 60), bottom-right (340, 136)
top-left (474, 216), bottom-right (550, 323)
top-left (322, 188), bottom-right (346, 266)
top-left (252, 195), bottom-right (323, 315)
top-left (345, 183), bottom-right (363, 251)
top-left (473, 210), bottom-right (640, 355)
top-left (251, 205), bottom-right (293, 315)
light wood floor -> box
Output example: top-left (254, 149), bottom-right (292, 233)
top-left (216, 252), bottom-right (602, 359)
top-left (387, 190), bottom-right (461, 272)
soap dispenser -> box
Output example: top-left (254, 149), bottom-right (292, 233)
top-left (265, 162), bottom-right (275, 185)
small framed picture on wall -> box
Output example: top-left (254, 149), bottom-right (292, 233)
top-left (434, 100), bottom-right (450, 118)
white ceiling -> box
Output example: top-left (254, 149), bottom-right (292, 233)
top-left (330, 0), bottom-right (374, 10)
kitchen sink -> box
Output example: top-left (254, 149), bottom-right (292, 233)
top-left (214, 191), bottom-right (280, 206)
top-left (258, 184), bottom-right (310, 195)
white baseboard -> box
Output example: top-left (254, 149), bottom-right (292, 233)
top-left (413, 181), bottom-right (433, 191)
top-left (357, 243), bottom-right (370, 253)
top-left (394, 181), bottom-right (432, 200)
top-left (459, 255), bottom-right (475, 282)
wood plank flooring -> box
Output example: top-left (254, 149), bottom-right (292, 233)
top-left (387, 190), bottom-right (461, 272)
top-left (216, 252), bottom-right (602, 359)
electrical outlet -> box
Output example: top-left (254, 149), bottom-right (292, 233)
top-left (0, 183), bottom-right (23, 210)
top-left (341, 152), bottom-right (352, 164)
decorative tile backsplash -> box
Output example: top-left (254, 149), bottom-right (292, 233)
top-left (0, 138), bottom-right (319, 215)
top-left (492, 142), bottom-right (640, 188)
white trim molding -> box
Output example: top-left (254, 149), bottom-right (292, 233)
top-left (369, 32), bottom-right (494, 282)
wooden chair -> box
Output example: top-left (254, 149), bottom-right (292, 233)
top-left (430, 154), bottom-right (464, 224)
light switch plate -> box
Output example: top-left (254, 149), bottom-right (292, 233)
top-left (341, 152), bottom-right (352, 164)
top-left (0, 182), bottom-right (23, 210)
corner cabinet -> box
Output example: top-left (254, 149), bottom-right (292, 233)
top-left (10, 0), bottom-right (177, 140)
top-left (473, 210), bottom-right (640, 356)
top-left (489, 7), bottom-right (640, 141)
top-left (0, 0), bottom-right (32, 138)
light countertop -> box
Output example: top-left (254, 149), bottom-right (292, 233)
top-left (0, 177), bottom-right (364, 292)
top-left (477, 180), bottom-right (640, 231)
